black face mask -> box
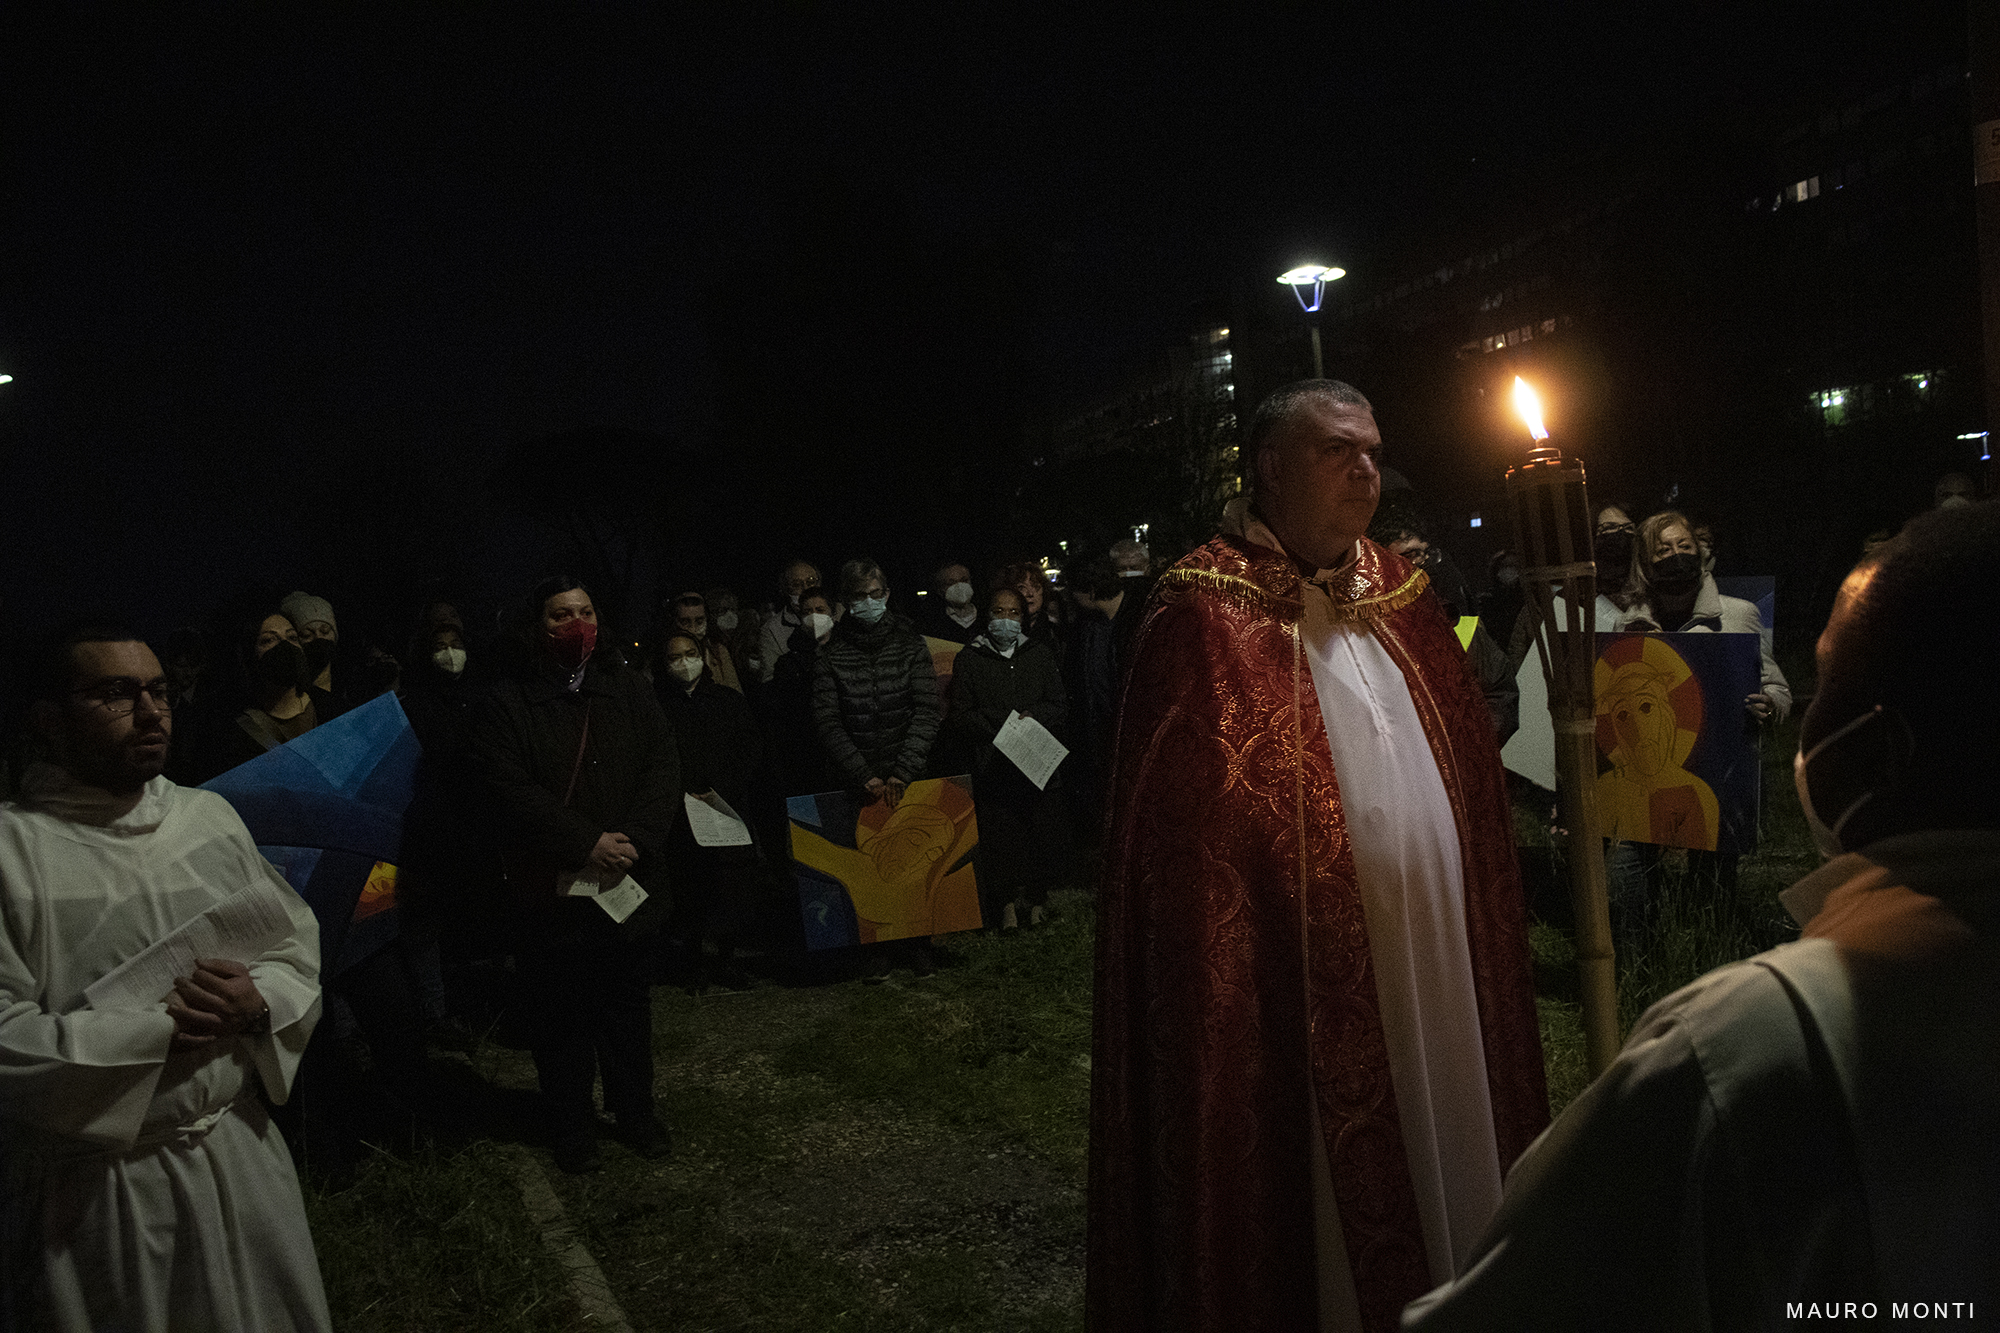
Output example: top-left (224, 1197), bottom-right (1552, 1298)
top-left (1593, 531), bottom-right (1634, 577)
top-left (259, 641), bottom-right (309, 690)
top-left (1650, 552), bottom-right (1702, 593)
top-left (302, 638), bottom-right (336, 675)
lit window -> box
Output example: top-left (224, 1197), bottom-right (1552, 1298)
top-left (1469, 514), bottom-right (1483, 529)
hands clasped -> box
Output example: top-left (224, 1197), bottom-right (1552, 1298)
top-left (864, 777), bottom-right (908, 810)
top-left (588, 831), bottom-right (639, 877)
top-left (165, 958), bottom-right (268, 1053)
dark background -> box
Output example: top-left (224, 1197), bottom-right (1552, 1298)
top-left (0, 3), bottom-right (1980, 651)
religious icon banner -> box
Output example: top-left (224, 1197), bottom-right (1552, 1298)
top-left (788, 776), bottom-right (982, 949)
top-left (1594, 632), bottom-right (1762, 853)
top-left (202, 691), bottom-right (422, 976)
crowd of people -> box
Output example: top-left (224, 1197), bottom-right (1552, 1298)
top-left (1, 541), bottom-right (1167, 1176)
top-left (1, 369), bottom-right (1992, 1330)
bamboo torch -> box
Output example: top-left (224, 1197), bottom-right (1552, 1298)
top-left (1505, 377), bottom-right (1620, 1075)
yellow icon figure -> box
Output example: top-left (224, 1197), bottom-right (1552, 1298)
top-left (1594, 637), bottom-right (1719, 851)
top-left (790, 778), bottom-right (982, 942)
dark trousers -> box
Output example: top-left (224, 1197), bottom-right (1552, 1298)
top-left (516, 899), bottom-right (655, 1134)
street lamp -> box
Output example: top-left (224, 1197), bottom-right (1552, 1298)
top-left (1505, 375), bottom-right (1620, 1076)
top-left (1276, 264), bottom-right (1346, 378)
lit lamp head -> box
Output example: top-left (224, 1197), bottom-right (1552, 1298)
top-left (1504, 375), bottom-right (1595, 600)
top-left (1276, 263), bottom-right (1346, 314)
top-left (1513, 376), bottom-right (1560, 463)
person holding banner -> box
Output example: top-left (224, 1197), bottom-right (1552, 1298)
top-left (942, 588), bottom-right (1072, 931)
top-left (1611, 510), bottom-right (1790, 724)
top-left (0, 626), bottom-right (329, 1331)
top-left (1403, 498), bottom-right (2000, 1329)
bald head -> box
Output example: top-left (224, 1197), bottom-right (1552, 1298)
top-left (1803, 500), bottom-right (2000, 848)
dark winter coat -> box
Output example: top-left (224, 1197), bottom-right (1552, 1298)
top-left (656, 673), bottom-right (761, 815)
top-left (942, 637), bottom-right (1067, 784)
top-left (399, 661), bottom-right (503, 920)
top-left (944, 636), bottom-right (1073, 894)
top-left (811, 611), bottom-right (939, 788)
top-left (470, 653), bottom-right (681, 888)
top-left (763, 623), bottom-right (833, 798)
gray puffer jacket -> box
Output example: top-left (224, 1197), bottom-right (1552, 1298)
top-left (811, 611), bottom-right (940, 787)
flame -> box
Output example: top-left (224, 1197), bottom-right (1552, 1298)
top-left (1512, 377), bottom-right (1549, 441)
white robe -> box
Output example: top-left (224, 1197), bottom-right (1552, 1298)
top-left (1300, 575), bottom-right (1504, 1325)
top-left (0, 772), bottom-right (330, 1333)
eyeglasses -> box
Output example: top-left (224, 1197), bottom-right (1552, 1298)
top-left (1596, 521), bottom-right (1636, 536)
top-left (71, 678), bottom-right (180, 715)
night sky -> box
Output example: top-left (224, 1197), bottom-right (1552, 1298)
top-left (0, 3), bottom-right (1967, 643)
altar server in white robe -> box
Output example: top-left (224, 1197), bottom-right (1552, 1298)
top-left (0, 627), bottom-right (330, 1333)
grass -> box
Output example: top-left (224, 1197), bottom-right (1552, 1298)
top-left (304, 1140), bottom-right (580, 1332)
top-left (543, 909), bottom-right (1097, 1332)
top-left (770, 908), bottom-right (1097, 1170)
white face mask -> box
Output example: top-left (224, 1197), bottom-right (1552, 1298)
top-left (431, 647), bottom-right (467, 676)
top-left (716, 611), bottom-right (739, 632)
top-left (668, 657), bottom-right (703, 684)
top-left (1794, 706), bottom-right (1885, 861)
top-left (944, 580), bottom-right (974, 606)
top-left (807, 612), bottom-right (834, 642)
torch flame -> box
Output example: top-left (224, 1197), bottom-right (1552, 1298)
top-left (1512, 377), bottom-right (1549, 441)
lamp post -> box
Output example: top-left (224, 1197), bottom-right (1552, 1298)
top-left (1276, 264), bottom-right (1345, 378)
top-left (1505, 376), bottom-right (1621, 1076)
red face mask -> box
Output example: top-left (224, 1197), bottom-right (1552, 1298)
top-left (548, 618), bottom-right (597, 671)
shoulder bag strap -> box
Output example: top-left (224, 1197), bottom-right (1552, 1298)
top-left (561, 699), bottom-right (593, 806)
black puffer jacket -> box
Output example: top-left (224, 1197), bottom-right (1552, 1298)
top-left (811, 611), bottom-right (940, 787)
top-left (471, 654), bottom-right (681, 879)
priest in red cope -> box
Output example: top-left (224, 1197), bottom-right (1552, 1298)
top-left (1087, 380), bottom-right (1549, 1333)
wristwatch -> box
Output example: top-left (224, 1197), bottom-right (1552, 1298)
top-left (240, 1005), bottom-right (272, 1038)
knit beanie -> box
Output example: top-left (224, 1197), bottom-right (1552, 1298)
top-left (280, 591), bottom-right (337, 634)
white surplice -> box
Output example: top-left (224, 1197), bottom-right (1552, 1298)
top-left (1300, 574), bottom-right (1504, 1293)
top-left (0, 770), bottom-right (329, 1333)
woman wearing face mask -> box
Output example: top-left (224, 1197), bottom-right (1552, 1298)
top-left (993, 561), bottom-right (1065, 655)
top-left (396, 616), bottom-right (497, 1045)
top-left (703, 586), bottom-right (761, 694)
top-left (217, 611), bottom-right (319, 775)
top-left (815, 561), bottom-right (939, 810)
top-left (470, 575), bottom-right (681, 1173)
top-left (813, 562), bottom-right (942, 975)
top-left (1612, 511), bottom-right (1794, 920)
top-left (1613, 510), bottom-right (1791, 725)
top-left (755, 590), bottom-right (840, 849)
top-left (667, 593), bottom-right (743, 695)
top-left (943, 588), bottom-right (1073, 930)
top-left (655, 634), bottom-right (764, 991)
